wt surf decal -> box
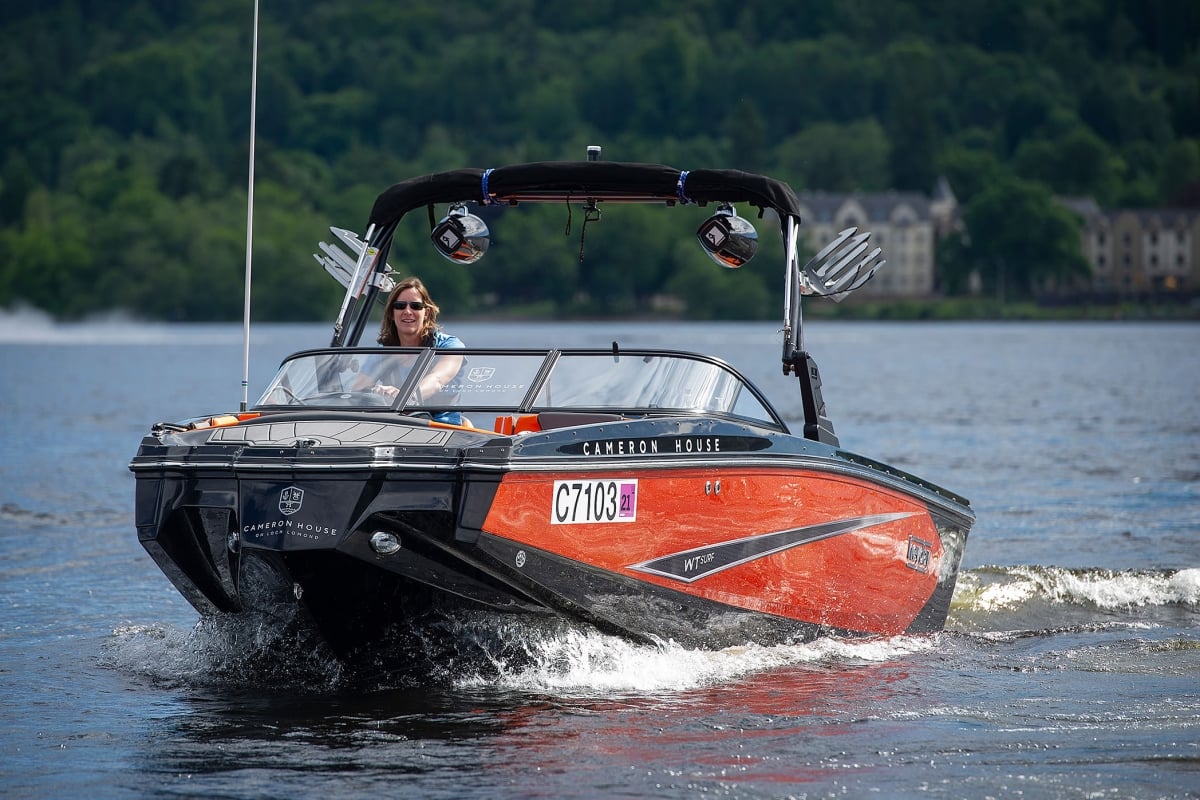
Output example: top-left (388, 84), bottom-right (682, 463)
top-left (629, 512), bottom-right (917, 583)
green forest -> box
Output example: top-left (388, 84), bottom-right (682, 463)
top-left (1, 0), bottom-right (1198, 321)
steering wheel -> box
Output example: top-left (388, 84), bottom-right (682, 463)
top-left (303, 391), bottom-right (394, 408)
top-left (270, 385), bottom-right (306, 405)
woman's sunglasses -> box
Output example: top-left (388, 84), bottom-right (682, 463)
top-left (391, 300), bottom-right (426, 311)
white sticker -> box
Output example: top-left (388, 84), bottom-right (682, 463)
top-left (551, 479), bottom-right (638, 524)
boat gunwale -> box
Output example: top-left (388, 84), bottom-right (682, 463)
top-left (129, 446), bottom-right (973, 524)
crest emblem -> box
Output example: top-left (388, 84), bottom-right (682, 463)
top-left (467, 367), bottom-right (495, 383)
top-left (279, 486), bottom-right (304, 516)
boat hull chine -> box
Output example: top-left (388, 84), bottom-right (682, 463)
top-left (472, 531), bottom-right (825, 646)
top-left (136, 473), bottom-right (242, 614)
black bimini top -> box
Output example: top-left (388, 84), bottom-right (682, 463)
top-left (367, 161), bottom-right (803, 230)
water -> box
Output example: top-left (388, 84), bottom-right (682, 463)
top-left (1, 311), bottom-right (1198, 799)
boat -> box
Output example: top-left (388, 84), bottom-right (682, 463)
top-left (130, 155), bottom-right (974, 658)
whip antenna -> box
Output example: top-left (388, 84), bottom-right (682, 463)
top-left (239, 0), bottom-right (260, 412)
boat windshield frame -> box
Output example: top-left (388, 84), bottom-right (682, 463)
top-left (254, 347), bottom-right (788, 431)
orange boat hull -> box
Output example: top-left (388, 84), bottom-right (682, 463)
top-left (481, 465), bottom-right (958, 640)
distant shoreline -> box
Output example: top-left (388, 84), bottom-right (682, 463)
top-left (457, 297), bottom-right (1200, 323)
top-left (3, 298), bottom-right (1198, 326)
top-left (800, 297), bottom-right (1200, 322)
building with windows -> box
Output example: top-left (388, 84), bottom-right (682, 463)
top-left (1066, 201), bottom-right (1199, 296)
top-left (794, 185), bottom-right (1199, 299)
top-left (795, 179), bottom-right (958, 297)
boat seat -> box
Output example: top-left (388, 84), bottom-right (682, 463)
top-left (493, 411), bottom-right (623, 435)
top-left (493, 415), bottom-right (538, 434)
top-left (536, 412), bottom-right (623, 429)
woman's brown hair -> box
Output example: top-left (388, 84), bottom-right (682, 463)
top-left (377, 277), bottom-right (441, 345)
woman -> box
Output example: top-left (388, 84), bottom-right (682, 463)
top-left (371, 277), bottom-right (466, 424)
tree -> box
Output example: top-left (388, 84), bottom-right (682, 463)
top-left (664, 239), bottom-right (772, 320)
top-left (0, 189), bottom-right (92, 316)
top-left (774, 119), bottom-right (891, 191)
top-left (954, 176), bottom-right (1090, 300)
top-left (880, 38), bottom-right (939, 192)
top-left (1012, 125), bottom-right (1125, 205)
top-left (1160, 138), bottom-right (1200, 202)
top-left (2, 1), bottom-right (1199, 319)
top-left (936, 141), bottom-right (1005, 204)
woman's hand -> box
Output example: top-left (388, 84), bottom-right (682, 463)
top-left (373, 376), bottom-right (445, 403)
top-left (410, 378), bottom-right (441, 403)
top-left (372, 381), bottom-right (400, 399)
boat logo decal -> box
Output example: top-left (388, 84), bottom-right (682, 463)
top-left (906, 535), bottom-right (933, 573)
top-left (515, 550), bottom-right (527, 568)
top-left (552, 479), bottom-right (638, 524)
top-left (467, 366), bottom-right (496, 383)
top-left (278, 486), bottom-right (304, 516)
top-left (629, 512), bottom-right (917, 583)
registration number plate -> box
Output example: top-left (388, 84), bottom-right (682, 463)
top-left (551, 479), bottom-right (638, 524)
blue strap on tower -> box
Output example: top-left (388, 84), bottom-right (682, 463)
top-left (676, 171), bottom-right (693, 205)
top-left (481, 168), bottom-right (496, 205)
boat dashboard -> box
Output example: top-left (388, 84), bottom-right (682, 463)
top-left (254, 347), bottom-right (787, 431)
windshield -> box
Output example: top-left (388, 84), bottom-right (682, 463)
top-left (256, 348), bottom-right (780, 426)
top-left (533, 353), bottom-right (750, 413)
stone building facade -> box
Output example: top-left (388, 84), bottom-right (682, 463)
top-left (794, 185), bottom-right (1198, 298)
top-left (795, 179), bottom-right (958, 297)
top-left (1066, 201), bottom-right (1200, 295)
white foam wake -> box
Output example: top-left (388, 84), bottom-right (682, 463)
top-left (952, 566), bottom-right (1200, 612)
top-left (456, 626), bottom-right (936, 695)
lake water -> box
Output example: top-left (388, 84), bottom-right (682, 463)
top-left (1, 313), bottom-right (1197, 799)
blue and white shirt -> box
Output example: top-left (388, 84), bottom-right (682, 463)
top-left (426, 330), bottom-right (466, 425)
